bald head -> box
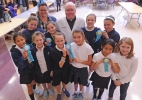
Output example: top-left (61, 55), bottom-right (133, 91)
top-left (65, 2), bottom-right (76, 20)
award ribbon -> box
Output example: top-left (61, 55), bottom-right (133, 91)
top-left (103, 58), bottom-right (110, 72)
top-left (46, 38), bottom-right (52, 46)
top-left (95, 30), bottom-right (102, 42)
top-left (65, 44), bottom-right (74, 59)
top-left (23, 44), bottom-right (34, 63)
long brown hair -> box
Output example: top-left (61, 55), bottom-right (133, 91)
top-left (115, 37), bottom-right (134, 59)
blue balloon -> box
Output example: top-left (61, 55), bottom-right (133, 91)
top-left (23, 44), bottom-right (34, 63)
top-left (65, 44), bottom-right (74, 59)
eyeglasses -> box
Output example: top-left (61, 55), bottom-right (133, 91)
top-left (66, 9), bottom-right (75, 12)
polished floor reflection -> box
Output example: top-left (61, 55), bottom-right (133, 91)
top-left (1, 3), bottom-right (142, 100)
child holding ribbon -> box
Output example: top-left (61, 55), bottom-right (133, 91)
top-left (45, 21), bottom-right (59, 48)
top-left (10, 33), bottom-right (36, 100)
top-left (102, 15), bottom-right (120, 44)
top-left (108, 37), bottom-right (138, 100)
top-left (31, 31), bottom-right (54, 99)
top-left (70, 29), bottom-right (94, 100)
top-left (82, 14), bottom-right (102, 54)
top-left (90, 39), bottom-right (120, 100)
top-left (50, 33), bottom-right (70, 100)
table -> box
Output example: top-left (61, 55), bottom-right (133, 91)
top-left (118, 2), bottom-right (142, 27)
top-left (0, 18), bottom-right (27, 37)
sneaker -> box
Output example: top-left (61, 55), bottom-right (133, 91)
top-left (33, 89), bottom-right (42, 96)
top-left (62, 88), bottom-right (70, 97)
top-left (108, 97), bottom-right (113, 100)
top-left (48, 89), bottom-right (54, 97)
top-left (86, 82), bottom-right (90, 87)
top-left (57, 94), bottom-right (61, 100)
top-left (43, 90), bottom-right (48, 99)
top-left (72, 93), bottom-right (78, 100)
top-left (78, 93), bottom-right (83, 100)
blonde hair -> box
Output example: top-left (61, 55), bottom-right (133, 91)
top-left (32, 31), bottom-right (45, 42)
top-left (115, 37), bottom-right (134, 59)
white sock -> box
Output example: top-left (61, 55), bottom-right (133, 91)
top-left (75, 91), bottom-right (78, 93)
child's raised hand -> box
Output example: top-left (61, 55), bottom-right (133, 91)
top-left (44, 41), bottom-right (49, 46)
top-left (62, 48), bottom-right (67, 56)
top-left (22, 51), bottom-right (28, 59)
top-left (102, 31), bottom-right (109, 39)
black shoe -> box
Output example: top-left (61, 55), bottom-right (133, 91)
top-left (86, 82), bottom-right (90, 87)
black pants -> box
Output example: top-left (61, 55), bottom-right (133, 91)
top-left (109, 80), bottom-right (130, 100)
top-left (57, 3), bottom-right (61, 11)
top-left (32, 1), bottom-right (37, 7)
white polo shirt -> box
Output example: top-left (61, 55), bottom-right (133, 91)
top-left (15, 45), bottom-right (25, 53)
top-left (36, 46), bottom-right (48, 74)
top-left (93, 52), bottom-right (117, 77)
top-left (113, 53), bottom-right (138, 84)
top-left (71, 42), bottom-right (94, 68)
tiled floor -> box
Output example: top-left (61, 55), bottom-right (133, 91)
top-left (1, 3), bottom-right (142, 100)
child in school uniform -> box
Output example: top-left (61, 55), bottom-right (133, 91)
top-left (10, 33), bottom-right (36, 100)
top-left (102, 15), bottom-right (120, 44)
top-left (90, 39), bottom-right (120, 100)
top-left (31, 31), bottom-right (54, 99)
top-left (108, 37), bottom-right (138, 100)
top-left (82, 14), bottom-right (102, 54)
top-left (70, 29), bottom-right (94, 100)
top-left (45, 21), bottom-right (59, 48)
top-left (51, 33), bottom-right (70, 100)
top-left (22, 14), bottom-right (44, 45)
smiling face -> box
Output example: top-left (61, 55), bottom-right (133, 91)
top-left (86, 15), bottom-right (96, 29)
top-left (46, 23), bottom-right (56, 35)
top-left (102, 44), bottom-right (113, 57)
top-left (104, 20), bottom-right (114, 32)
top-left (15, 36), bottom-right (26, 49)
top-left (119, 42), bottom-right (131, 56)
top-left (28, 20), bottom-right (38, 30)
top-left (33, 35), bottom-right (44, 49)
top-left (38, 6), bottom-right (48, 17)
top-left (65, 4), bottom-right (76, 20)
top-left (73, 32), bottom-right (84, 46)
top-left (54, 35), bottom-right (65, 49)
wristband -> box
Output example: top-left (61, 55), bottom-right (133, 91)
top-left (61, 59), bottom-right (65, 62)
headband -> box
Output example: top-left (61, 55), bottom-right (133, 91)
top-left (105, 17), bottom-right (115, 22)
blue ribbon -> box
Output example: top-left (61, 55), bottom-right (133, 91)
top-left (65, 44), bottom-right (74, 59)
top-left (46, 38), bottom-right (52, 46)
top-left (23, 44), bottom-right (34, 63)
top-left (95, 30), bottom-right (102, 42)
top-left (103, 58), bottom-right (110, 72)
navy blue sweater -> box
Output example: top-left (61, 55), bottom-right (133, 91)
top-left (82, 27), bottom-right (102, 54)
top-left (102, 28), bottom-right (120, 43)
top-left (22, 28), bottom-right (44, 45)
top-left (10, 45), bottom-right (33, 74)
top-left (32, 46), bottom-right (53, 76)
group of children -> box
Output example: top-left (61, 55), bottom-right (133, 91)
top-left (10, 13), bottom-right (138, 100)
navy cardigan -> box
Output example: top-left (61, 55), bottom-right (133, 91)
top-left (32, 46), bottom-right (53, 76)
top-left (10, 45), bottom-right (33, 74)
